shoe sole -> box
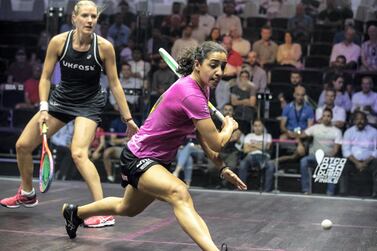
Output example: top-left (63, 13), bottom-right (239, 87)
top-left (83, 220), bottom-right (115, 228)
top-left (0, 200), bottom-right (38, 209)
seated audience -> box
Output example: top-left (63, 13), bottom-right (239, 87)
top-left (238, 119), bottom-right (275, 192)
top-left (252, 26), bottom-right (278, 68)
top-left (198, 2), bottom-right (215, 37)
top-left (330, 27), bottom-right (361, 69)
top-left (207, 27), bottom-right (222, 43)
top-left (171, 25), bottom-right (199, 60)
top-left (276, 31), bottom-right (303, 68)
top-left (316, 88), bottom-right (346, 130)
top-left (340, 111), bottom-right (377, 198)
top-left (230, 26), bottom-right (250, 57)
top-left (222, 35), bottom-right (243, 78)
top-left (299, 108), bottom-right (342, 195)
top-left (6, 48), bottom-right (33, 84)
top-left (243, 51), bottom-right (267, 93)
top-left (15, 64), bottom-right (42, 109)
top-left (351, 77), bottom-right (377, 126)
top-left (230, 70), bottom-right (257, 134)
top-left (361, 25), bottom-right (377, 72)
top-left (287, 3), bottom-right (314, 44)
top-left (215, 1), bottom-right (243, 36)
top-left (318, 74), bottom-right (352, 112)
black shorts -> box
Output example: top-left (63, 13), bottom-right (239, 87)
top-left (120, 146), bottom-right (168, 189)
top-left (49, 110), bottom-right (76, 124)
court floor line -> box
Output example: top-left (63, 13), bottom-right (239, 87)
top-left (0, 228), bottom-right (286, 251)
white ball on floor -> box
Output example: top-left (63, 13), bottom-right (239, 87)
top-left (321, 219), bottom-right (332, 230)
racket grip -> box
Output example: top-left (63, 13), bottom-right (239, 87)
top-left (42, 123), bottom-right (48, 134)
top-left (208, 102), bottom-right (225, 122)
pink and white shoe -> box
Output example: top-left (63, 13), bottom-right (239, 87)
top-left (0, 187), bottom-right (38, 209)
top-left (83, 215), bottom-right (115, 228)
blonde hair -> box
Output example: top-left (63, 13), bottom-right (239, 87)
top-left (72, 0), bottom-right (102, 16)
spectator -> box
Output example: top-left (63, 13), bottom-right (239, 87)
top-left (222, 35), bottom-right (243, 78)
top-left (316, 88), bottom-right (346, 130)
top-left (118, 0), bottom-right (136, 30)
top-left (108, 12), bottom-right (131, 51)
top-left (279, 85), bottom-right (314, 158)
top-left (230, 26), bottom-right (251, 57)
top-left (252, 26), bottom-right (278, 68)
top-left (15, 64), bottom-right (42, 110)
top-left (299, 108), bottom-right (342, 195)
top-left (215, 79), bottom-right (231, 111)
top-left (128, 48), bottom-right (151, 80)
top-left (260, 0), bottom-right (285, 19)
top-left (340, 111), bottom-right (377, 198)
top-left (146, 28), bottom-right (170, 67)
top-left (276, 31), bottom-right (303, 68)
top-left (198, 3), bottom-right (215, 37)
top-left (207, 27), bottom-right (222, 43)
top-left (287, 3), bottom-right (314, 44)
top-left (161, 2), bottom-right (186, 29)
top-left (119, 38), bottom-right (134, 63)
top-left (238, 119), bottom-right (275, 192)
top-left (172, 137), bottom-right (205, 188)
top-left (351, 77), bottom-right (377, 126)
top-left (230, 69), bottom-right (257, 134)
top-left (215, 1), bottom-right (243, 36)
top-left (317, 0), bottom-right (352, 27)
top-left (333, 19), bottom-right (362, 46)
top-left (102, 117), bottom-right (128, 183)
top-left (277, 70), bottom-right (303, 109)
top-left (190, 14), bottom-right (207, 44)
top-left (330, 27), bottom-right (361, 69)
top-left (207, 103), bottom-right (243, 188)
top-left (318, 74), bottom-right (352, 112)
top-left (109, 63), bottom-right (142, 112)
top-left (6, 48), bottom-right (33, 84)
top-left (50, 122), bottom-right (75, 181)
top-left (151, 58), bottom-right (177, 104)
top-left (161, 14), bottom-right (184, 44)
top-left (361, 25), bottom-right (377, 72)
top-left (171, 25), bottom-right (199, 60)
top-left (242, 51), bottom-right (267, 93)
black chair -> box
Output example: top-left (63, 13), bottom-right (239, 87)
top-left (309, 42), bottom-right (333, 56)
top-left (304, 55), bottom-right (330, 69)
top-left (271, 28), bottom-right (286, 44)
top-left (311, 30), bottom-right (335, 43)
top-left (270, 18), bottom-right (288, 29)
top-left (301, 68), bottom-right (324, 85)
top-left (246, 17), bottom-right (268, 28)
top-left (269, 68), bottom-right (293, 83)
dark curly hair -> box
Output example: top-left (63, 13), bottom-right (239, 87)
top-left (176, 41), bottom-right (227, 76)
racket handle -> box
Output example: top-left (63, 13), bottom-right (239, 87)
top-left (208, 102), bottom-right (225, 122)
top-left (42, 123), bottom-right (48, 134)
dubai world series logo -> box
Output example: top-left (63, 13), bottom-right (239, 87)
top-left (312, 149), bottom-right (347, 184)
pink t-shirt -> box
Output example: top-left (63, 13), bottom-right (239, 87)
top-left (128, 76), bottom-right (210, 164)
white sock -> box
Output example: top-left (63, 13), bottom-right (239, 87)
top-left (21, 188), bottom-right (35, 197)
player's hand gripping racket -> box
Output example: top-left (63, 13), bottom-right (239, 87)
top-left (158, 48), bottom-right (225, 123)
top-left (39, 122), bottom-right (54, 193)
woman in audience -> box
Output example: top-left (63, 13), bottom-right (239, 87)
top-left (276, 31), bottom-right (303, 68)
top-left (207, 27), bottom-right (222, 43)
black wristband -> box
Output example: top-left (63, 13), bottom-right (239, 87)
top-left (219, 166), bottom-right (228, 179)
top-left (121, 117), bottom-right (133, 123)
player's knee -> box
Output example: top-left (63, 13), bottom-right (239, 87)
top-left (168, 184), bottom-right (191, 204)
top-left (71, 149), bottom-right (87, 164)
top-left (16, 138), bottom-right (33, 154)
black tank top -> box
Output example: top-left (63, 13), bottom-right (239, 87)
top-left (57, 30), bottom-right (103, 102)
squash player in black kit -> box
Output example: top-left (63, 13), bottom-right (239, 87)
top-left (0, 0), bottom-right (138, 228)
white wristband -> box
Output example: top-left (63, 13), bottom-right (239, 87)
top-left (40, 101), bottom-right (49, 112)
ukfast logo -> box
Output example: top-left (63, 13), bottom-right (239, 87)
top-left (62, 60), bottom-right (96, 71)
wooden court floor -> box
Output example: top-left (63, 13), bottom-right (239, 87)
top-left (0, 177), bottom-right (376, 251)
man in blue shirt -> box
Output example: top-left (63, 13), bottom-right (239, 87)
top-left (278, 85), bottom-right (314, 161)
top-left (340, 111), bottom-right (377, 198)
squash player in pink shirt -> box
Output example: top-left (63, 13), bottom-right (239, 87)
top-left (62, 41), bottom-right (247, 250)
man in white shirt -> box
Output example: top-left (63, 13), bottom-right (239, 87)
top-left (340, 111), bottom-right (377, 197)
top-left (171, 25), bottom-right (199, 59)
top-left (300, 108), bottom-right (342, 195)
top-left (215, 1), bottom-right (242, 36)
top-left (330, 27), bottom-right (361, 69)
top-left (238, 119), bottom-right (275, 192)
top-left (190, 14), bottom-right (207, 44)
top-left (351, 76), bottom-right (377, 126)
top-left (316, 88), bottom-right (346, 130)
top-left (198, 3), bottom-right (215, 37)
top-left (128, 48), bottom-right (150, 80)
top-left (230, 26), bottom-right (251, 57)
